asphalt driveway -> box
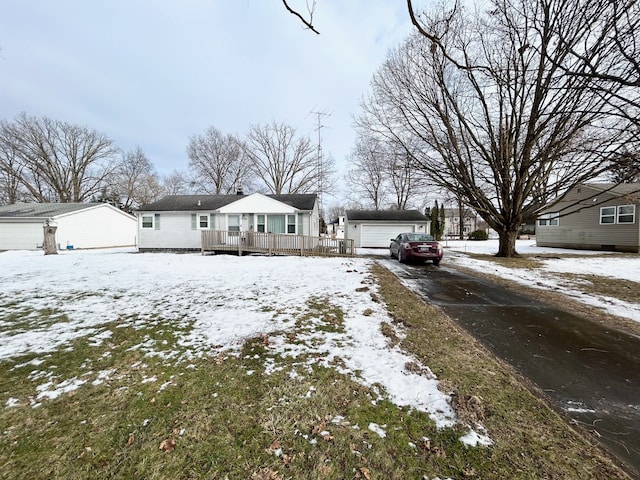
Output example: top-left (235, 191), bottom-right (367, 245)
top-left (381, 258), bottom-right (640, 477)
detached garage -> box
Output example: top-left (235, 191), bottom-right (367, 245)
top-left (0, 203), bottom-right (137, 251)
top-left (345, 209), bottom-right (431, 248)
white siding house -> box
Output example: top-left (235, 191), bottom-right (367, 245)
top-left (136, 193), bottom-right (319, 252)
top-left (345, 210), bottom-right (431, 248)
top-left (0, 203), bottom-right (137, 251)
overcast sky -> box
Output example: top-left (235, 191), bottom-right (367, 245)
top-left (0, 1), bottom-right (420, 202)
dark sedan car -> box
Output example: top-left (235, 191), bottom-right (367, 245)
top-left (390, 233), bottom-right (443, 265)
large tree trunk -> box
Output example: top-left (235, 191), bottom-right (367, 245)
top-left (496, 229), bottom-right (519, 257)
top-left (43, 225), bottom-right (57, 255)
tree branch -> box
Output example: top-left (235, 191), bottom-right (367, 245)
top-left (282, 0), bottom-right (320, 35)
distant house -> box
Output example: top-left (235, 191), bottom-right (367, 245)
top-left (345, 209), bottom-right (431, 248)
top-left (442, 208), bottom-right (479, 239)
top-left (328, 215), bottom-right (345, 239)
top-left (536, 183), bottom-right (640, 253)
top-left (0, 202), bottom-right (137, 251)
top-left (135, 193), bottom-right (319, 252)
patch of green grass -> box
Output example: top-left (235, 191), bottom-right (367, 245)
top-left (296, 296), bottom-right (345, 334)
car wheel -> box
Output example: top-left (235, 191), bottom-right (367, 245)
top-left (398, 250), bottom-right (404, 263)
top-left (433, 259), bottom-right (441, 266)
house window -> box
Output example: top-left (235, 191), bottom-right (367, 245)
top-left (257, 215), bottom-right (265, 233)
top-left (267, 215), bottom-right (285, 234)
top-left (142, 215), bottom-right (154, 229)
top-left (538, 212), bottom-right (559, 226)
top-left (618, 205), bottom-right (635, 224)
top-left (228, 215), bottom-right (240, 232)
top-left (199, 214), bottom-right (209, 229)
top-left (287, 214), bottom-right (296, 234)
top-left (600, 207), bottom-right (616, 224)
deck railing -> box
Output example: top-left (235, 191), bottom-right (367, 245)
top-left (201, 230), bottom-right (354, 257)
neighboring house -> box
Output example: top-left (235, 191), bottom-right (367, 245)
top-left (135, 192), bottom-right (319, 252)
top-left (536, 183), bottom-right (640, 253)
top-left (443, 208), bottom-right (479, 239)
top-left (328, 215), bottom-right (345, 239)
top-left (345, 209), bottom-right (431, 248)
top-left (0, 202), bottom-right (137, 251)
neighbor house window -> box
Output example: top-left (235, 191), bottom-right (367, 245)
top-left (287, 214), bottom-right (296, 234)
top-left (618, 205), bottom-right (635, 224)
top-left (538, 212), bottom-right (559, 226)
top-left (600, 206), bottom-right (616, 224)
top-left (142, 215), bottom-right (154, 228)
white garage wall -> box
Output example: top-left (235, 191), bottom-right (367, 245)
top-left (56, 205), bottom-right (137, 249)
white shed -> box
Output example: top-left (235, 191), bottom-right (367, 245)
top-left (0, 203), bottom-right (137, 251)
top-left (345, 209), bottom-right (431, 248)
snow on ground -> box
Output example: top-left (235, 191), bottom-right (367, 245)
top-left (0, 247), bottom-right (492, 445)
top-left (3, 240), bottom-right (636, 444)
top-left (360, 239), bottom-right (640, 323)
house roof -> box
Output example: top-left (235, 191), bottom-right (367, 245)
top-left (0, 202), bottom-right (99, 218)
top-left (585, 183), bottom-right (640, 196)
top-left (537, 182), bottom-right (640, 213)
top-left (345, 209), bottom-right (429, 222)
top-left (136, 194), bottom-right (317, 212)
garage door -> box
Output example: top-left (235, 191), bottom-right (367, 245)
top-left (0, 222), bottom-right (43, 250)
top-left (361, 224), bottom-right (415, 248)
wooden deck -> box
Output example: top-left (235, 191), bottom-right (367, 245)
top-left (201, 230), bottom-right (354, 257)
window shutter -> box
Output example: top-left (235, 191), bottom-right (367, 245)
top-left (154, 213), bottom-right (160, 230)
top-left (191, 213), bottom-right (197, 230)
top-left (209, 213), bottom-right (216, 230)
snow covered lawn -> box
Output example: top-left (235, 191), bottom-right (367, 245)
top-left (0, 248), bottom-right (486, 442)
top-left (0, 246), bottom-right (630, 479)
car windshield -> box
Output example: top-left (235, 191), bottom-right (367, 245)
top-left (406, 234), bottom-right (434, 242)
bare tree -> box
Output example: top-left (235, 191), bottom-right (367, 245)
top-left (360, 1), bottom-right (631, 257)
top-left (542, 1), bottom-right (639, 89)
top-left (187, 127), bottom-right (254, 194)
top-left (0, 140), bottom-right (26, 204)
top-left (609, 149), bottom-right (640, 183)
top-left (109, 146), bottom-right (163, 212)
top-left (162, 169), bottom-right (192, 196)
top-left (346, 137), bottom-right (389, 209)
top-left (0, 113), bottom-right (119, 203)
top-left (242, 120), bottom-right (334, 195)
top-left (386, 138), bottom-right (430, 210)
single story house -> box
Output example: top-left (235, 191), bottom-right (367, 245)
top-left (345, 209), bottom-right (431, 248)
top-left (0, 202), bottom-right (137, 251)
top-left (536, 183), bottom-right (640, 253)
top-left (135, 192), bottom-right (319, 252)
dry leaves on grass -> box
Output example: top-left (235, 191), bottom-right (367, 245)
top-left (159, 438), bottom-right (176, 453)
top-left (251, 468), bottom-right (282, 480)
top-left (355, 467), bottom-right (372, 479)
